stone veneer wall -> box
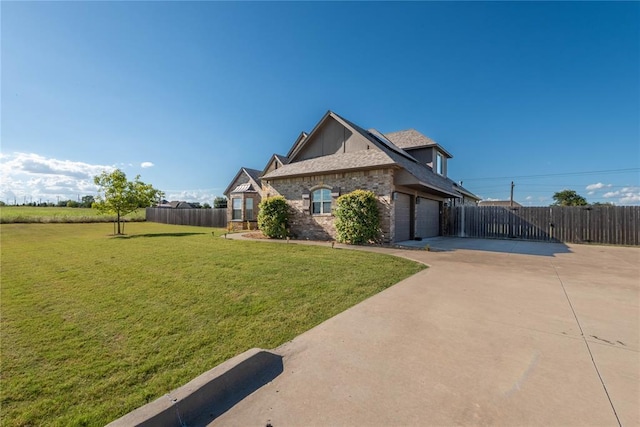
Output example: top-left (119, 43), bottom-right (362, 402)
top-left (262, 168), bottom-right (394, 242)
top-left (227, 192), bottom-right (261, 232)
top-left (226, 173), bottom-right (261, 231)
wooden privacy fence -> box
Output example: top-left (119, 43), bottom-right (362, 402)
top-left (146, 208), bottom-right (228, 228)
top-left (442, 206), bottom-right (640, 246)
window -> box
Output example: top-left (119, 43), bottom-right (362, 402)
top-left (232, 198), bottom-right (242, 220)
top-left (436, 152), bottom-right (444, 175)
top-left (245, 198), bottom-right (254, 220)
top-left (312, 188), bottom-right (331, 214)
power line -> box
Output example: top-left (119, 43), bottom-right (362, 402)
top-left (463, 168), bottom-right (639, 182)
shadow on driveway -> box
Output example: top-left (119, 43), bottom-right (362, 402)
top-left (397, 236), bottom-right (572, 257)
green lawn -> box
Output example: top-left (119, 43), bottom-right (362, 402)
top-left (0, 206), bottom-right (146, 223)
top-left (0, 222), bottom-right (425, 426)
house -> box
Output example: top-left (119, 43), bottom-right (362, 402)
top-left (478, 200), bottom-right (522, 208)
top-left (156, 200), bottom-right (195, 209)
top-left (225, 111), bottom-right (479, 242)
top-left (223, 167), bottom-right (263, 230)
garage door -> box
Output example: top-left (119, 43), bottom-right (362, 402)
top-left (415, 198), bottom-right (440, 238)
top-left (395, 193), bottom-right (411, 242)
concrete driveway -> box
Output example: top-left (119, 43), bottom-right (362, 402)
top-left (211, 238), bottom-right (639, 426)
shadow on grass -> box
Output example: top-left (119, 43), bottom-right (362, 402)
top-left (113, 232), bottom-right (208, 239)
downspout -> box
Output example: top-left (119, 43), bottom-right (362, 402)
top-left (460, 203), bottom-right (466, 238)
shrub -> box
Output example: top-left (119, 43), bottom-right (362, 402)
top-left (335, 190), bottom-right (380, 244)
top-left (257, 196), bottom-right (289, 239)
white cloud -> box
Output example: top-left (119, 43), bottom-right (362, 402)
top-left (141, 162), bottom-right (155, 168)
top-left (525, 196), bottom-right (533, 200)
top-left (0, 152), bottom-right (114, 203)
top-left (602, 187), bottom-right (640, 205)
top-left (0, 152), bottom-right (225, 207)
top-left (586, 182), bottom-right (611, 191)
top-left (587, 191), bottom-right (594, 195)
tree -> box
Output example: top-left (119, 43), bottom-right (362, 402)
top-left (552, 189), bottom-right (588, 206)
top-left (202, 203), bottom-right (211, 209)
top-left (93, 169), bottom-right (162, 234)
top-left (81, 195), bottom-right (95, 208)
top-left (213, 196), bottom-right (227, 209)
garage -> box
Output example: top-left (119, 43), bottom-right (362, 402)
top-left (415, 197), bottom-right (440, 238)
top-left (394, 193), bottom-right (412, 242)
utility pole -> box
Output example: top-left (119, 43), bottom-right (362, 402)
top-left (510, 181), bottom-right (515, 208)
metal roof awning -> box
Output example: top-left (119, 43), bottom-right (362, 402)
top-left (231, 183), bottom-right (256, 193)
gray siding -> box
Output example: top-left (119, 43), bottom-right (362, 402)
top-left (394, 193), bottom-right (412, 242)
top-left (295, 116), bottom-right (378, 161)
top-left (296, 117), bottom-right (349, 160)
top-left (406, 147), bottom-right (433, 166)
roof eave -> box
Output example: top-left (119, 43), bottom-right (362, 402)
top-left (262, 163), bottom-right (399, 181)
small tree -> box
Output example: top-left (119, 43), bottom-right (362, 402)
top-left (213, 196), bottom-right (227, 209)
top-left (93, 169), bottom-right (162, 234)
top-left (335, 190), bottom-right (380, 244)
top-left (552, 189), bottom-right (588, 206)
top-left (257, 196), bottom-right (289, 238)
top-left (81, 195), bottom-right (95, 208)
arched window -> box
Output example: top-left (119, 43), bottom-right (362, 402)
top-left (312, 188), bottom-right (331, 214)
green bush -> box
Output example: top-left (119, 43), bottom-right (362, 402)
top-left (257, 196), bottom-right (289, 239)
top-left (335, 190), bottom-right (380, 244)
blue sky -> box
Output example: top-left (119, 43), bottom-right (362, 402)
top-left (2, 1), bottom-right (639, 205)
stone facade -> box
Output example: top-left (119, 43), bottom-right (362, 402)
top-left (226, 173), bottom-right (261, 231)
top-left (262, 168), bottom-right (394, 242)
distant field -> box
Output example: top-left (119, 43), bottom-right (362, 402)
top-left (0, 222), bottom-right (425, 426)
top-left (0, 206), bottom-right (146, 223)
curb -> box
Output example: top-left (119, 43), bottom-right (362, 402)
top-left (107, 348), bottom-right (283, 427)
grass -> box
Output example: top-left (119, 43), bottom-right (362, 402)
top-left (0, 206), bottom-right (146, 224)
top-left (0, 222), bottom-right (425, 426)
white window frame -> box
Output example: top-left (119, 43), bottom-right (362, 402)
top-left (232, 198), bottom-right (242, 220)
top-left (311, 188), bottom-right (332, 215)
top-left (245, 198), bottom-right (254, 221)
top-left (436, 152), bottom-right (444, 175)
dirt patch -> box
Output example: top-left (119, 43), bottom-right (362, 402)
top-left (243, 231), bottom-right (271, 239)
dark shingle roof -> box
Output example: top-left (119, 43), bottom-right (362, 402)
top-left (223, 167), bottom-right (262, 196)
top-left (244, 168), bottom-right (262, 186)
top-left (262, 149), bottom-right (396, 179)
top-left (274, 154), bottom-right (290, 165)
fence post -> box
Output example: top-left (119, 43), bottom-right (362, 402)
top-left (460, 205), bottom-right (466, 237)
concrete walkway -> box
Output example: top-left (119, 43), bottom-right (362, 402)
top-left (213, 235), bottom-right (639, 426)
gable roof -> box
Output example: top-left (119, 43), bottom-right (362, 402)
top-left (383, 129), bottom-right (436, 149)
top-left (261, 153), bottom-right (290, 176)
top-left (285, 131), bottom-right (309, 159)
top-left (263, 111), bottom-right (464, 198)
top-left (223, 167), bottom-right (262, 196)
top-left (261, 149), bottom-right (397, 179)
top-left (384, 129), bottom-right (453, 158)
